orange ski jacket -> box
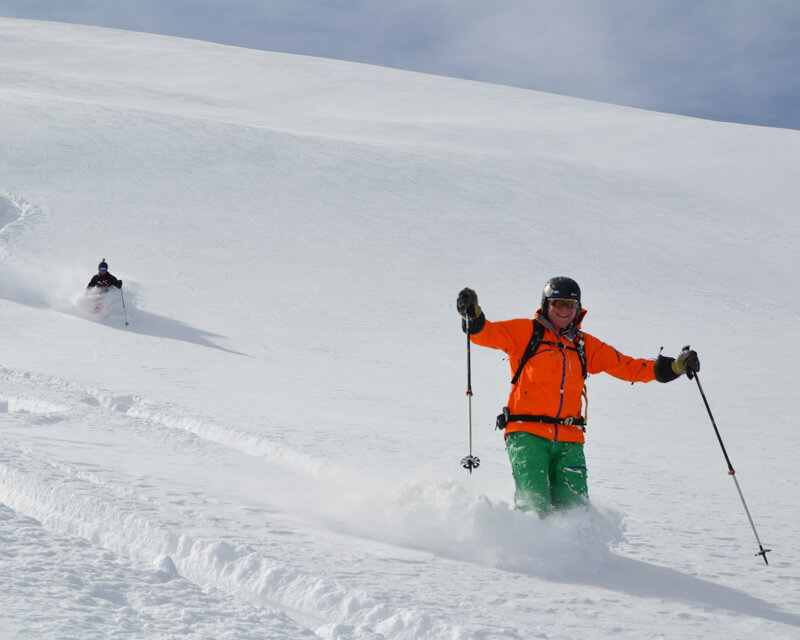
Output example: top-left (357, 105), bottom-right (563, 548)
top-left (469, 308), bottom-right (658, 443)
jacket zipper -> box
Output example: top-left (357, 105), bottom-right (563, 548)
top-left (555, 342), bottom-right (568, 441)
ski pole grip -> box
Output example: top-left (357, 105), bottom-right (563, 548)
top-left (681, 344), bottom-right (696, 380)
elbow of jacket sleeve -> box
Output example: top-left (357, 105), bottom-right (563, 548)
top-left (654, 355), bottom-right (680, 383)
top-left (462, 313), bottom-right (486, 335)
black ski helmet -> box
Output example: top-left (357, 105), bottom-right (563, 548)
top-left (98, 259), bottom-right (108, 271)
top-left (541, 276), bottom-right (581, 319)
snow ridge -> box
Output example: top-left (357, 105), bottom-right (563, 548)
top-left (1, 365), bottom-right (625, 638)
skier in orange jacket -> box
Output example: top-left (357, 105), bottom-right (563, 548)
top-left (457, 277), bottom-right (698, 517)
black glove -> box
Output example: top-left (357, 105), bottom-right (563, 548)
top-left (672, 346), bottom-right (700, 378)
top-left (456, 287), bottom-right (481, 319)
top-left (118, 280), bottom-right (123, 288)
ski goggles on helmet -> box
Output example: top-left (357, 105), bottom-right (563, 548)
top-left (549, 299), bottom-right (578, 309)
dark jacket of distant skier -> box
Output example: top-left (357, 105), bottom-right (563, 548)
top-left (87, 260), bottom-right (122, 290)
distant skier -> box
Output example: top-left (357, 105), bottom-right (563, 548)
top-left (87, 259), bottom-right (122, 290)
top-left (456, 277), bottom-right (699, 518)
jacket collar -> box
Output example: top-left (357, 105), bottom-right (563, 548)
top-left (535, 307), bottom-right (586, 341)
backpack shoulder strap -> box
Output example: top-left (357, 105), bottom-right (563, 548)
top-left (510, 319), bottom-right (546, 385)
top-left (574, 330), bottom-right (587, 379)
top-left (511, 320), bottom-right (588, 385)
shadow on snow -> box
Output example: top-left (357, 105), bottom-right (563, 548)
top-left (565, 553), bottom-right (800, 628)
top-left (110, 308), bottom-right (250, 357)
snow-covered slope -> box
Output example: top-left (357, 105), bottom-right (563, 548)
top-left (1, 17), bottom-right (799, 640)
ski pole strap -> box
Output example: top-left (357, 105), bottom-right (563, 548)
top-left (496, 407), bottom-right (585, 430)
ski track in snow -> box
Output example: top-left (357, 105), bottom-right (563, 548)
top-left (5, 366), bottom-right (796, 639)
top-left (0, 504), bottom-right (310, 640)
top-left (0, 366), bottom-right (573, 639)
top-left (0, 367), bottom-right (428, 638)
top-left (0, 191), bottom-right (43, 260)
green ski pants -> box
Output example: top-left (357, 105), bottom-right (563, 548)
top-left (505, 431), bottom-right (589, 517)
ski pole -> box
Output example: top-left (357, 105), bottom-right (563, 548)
top-left (120, 288), bottom-right (129, 326)
top-left (685, 346), bottom-right (771, 564)
top-left (461, 316), bottom-right (480, 474)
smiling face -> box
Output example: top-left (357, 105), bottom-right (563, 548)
top-left (548, 298), bottom-right (578, 330)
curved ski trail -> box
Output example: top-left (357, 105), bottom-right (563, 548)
top-left (0, 367), bottom-right (513, 639)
